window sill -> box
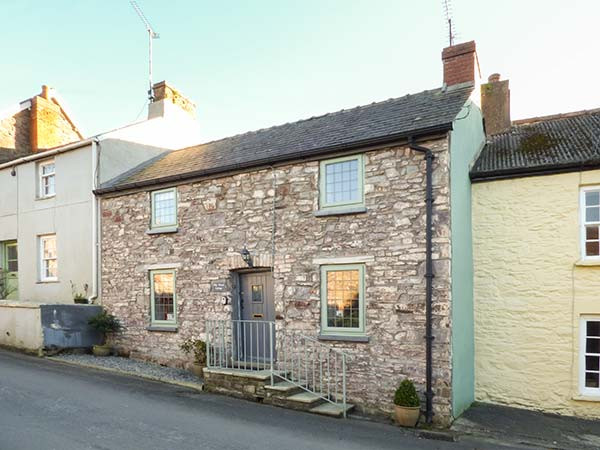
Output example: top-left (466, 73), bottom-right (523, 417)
top-left (36, 195), bottom-right (56, 201)
top-left (575, 259), bottom-right (600, 267)
top-left (318, 334), bottom-right (369, 343)
top-left (146, 325), bottom-right (178, 332)
top-left (37, 280), bottom-right (59, 284)
top-left (146, 226), bottom-right (178, 235)
top-left (572, 394), bottom-right (600, 402)
top-left (314, 206), bottom-right (367, 217)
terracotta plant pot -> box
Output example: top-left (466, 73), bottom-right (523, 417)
top-left (394, 405), bottom-right (420, 427)
top-left (191, 362), bottom-right (204, 378)
top-left (92, 344), bottom-right (111, 357)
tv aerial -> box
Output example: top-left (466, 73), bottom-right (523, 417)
top-left (130, 1), bottom-right (160, 102)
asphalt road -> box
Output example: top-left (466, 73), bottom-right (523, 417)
top-left (0, 349), bottom-right (505, 450)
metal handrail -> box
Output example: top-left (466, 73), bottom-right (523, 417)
top-left (205, 319), bottom-right (348, 417)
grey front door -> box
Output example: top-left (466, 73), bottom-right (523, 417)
top-left (239, 271), bottom-right (274, 362)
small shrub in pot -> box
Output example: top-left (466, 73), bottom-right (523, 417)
top-left (393, 379), bottom-right (421, 427)
top-left (180, 338), bottom-right (206, 377)
top-left (88, 310), bottom-right (123, 356)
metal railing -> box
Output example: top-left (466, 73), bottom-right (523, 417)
top-left (276, 330), bottom-right (348, 416)
top-left (205, 319), bottom-right (348, 417)
top-left (206, 319), bottom-right (276, 383)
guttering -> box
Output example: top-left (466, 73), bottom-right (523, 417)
top-left (470, 160), bottom-right (600, 182)
top-left (409, 137), bottom-right (435, 424)
top-left (0, 138), bottom-right (93, 171)
top-left (94, 123), bottom-right (454, 195)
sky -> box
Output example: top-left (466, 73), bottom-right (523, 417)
top-left (1, 0), bottom-right (599, 142)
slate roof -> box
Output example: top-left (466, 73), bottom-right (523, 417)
top-left (97, 84), bottom-right (473, 193)
top-left (471, 109), bottom-right (600, 181)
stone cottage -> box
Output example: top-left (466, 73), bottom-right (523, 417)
top-left (96, 41), bottom-right (485, 425)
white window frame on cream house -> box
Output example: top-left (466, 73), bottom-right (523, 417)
top-left (38, 159), bottom-right (56, 199)
top-left (580, 186), bottom-right (600, 260)
top-left (579, 316), bottom-right (600, 397)
top-left (149, 187), bottom-right (178, 233)
top-left (39, 234), bottom-right (57, 282)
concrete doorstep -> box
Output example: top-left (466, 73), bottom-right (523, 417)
top-left (451, 402), bottom-right (600, 450)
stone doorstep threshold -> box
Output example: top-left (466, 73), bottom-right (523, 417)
top-left (48, 357), bottom-right (204, 392)
top-left (203, 367), bottom-right (287, 381)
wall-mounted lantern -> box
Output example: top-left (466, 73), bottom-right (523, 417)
top-left (240, 245), bottom-right (253, 267)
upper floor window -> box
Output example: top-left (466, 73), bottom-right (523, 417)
top-left (319, 154), bottom-right (364, 211)
top-left (39, 234), bottom-right (57, 282)
top-left (151, 188), bottom-right (177, 230)
top-left (320, 264), bottom-right (365, 336)
top-left (39, 160), bottom-right (55, 198)
top-left (581, 187), bottom-right (600, 259)
top-left (580, 318), bottom-right (600, 397)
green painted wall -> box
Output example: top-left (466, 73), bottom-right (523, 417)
top-left (449, 99), bottom-right (485, 418)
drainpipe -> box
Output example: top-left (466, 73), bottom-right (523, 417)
top-left (88, 138), bottom-right (100, 304)
top-left (409, 137), bottom-right (435, 424)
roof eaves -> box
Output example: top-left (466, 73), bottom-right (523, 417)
top-left (95, 122), bottom-right (454, 195)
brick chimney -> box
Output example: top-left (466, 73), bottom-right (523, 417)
top-left (442, 41), bottom-right (477, 87)
top-left (148, 81), bottom-right (196, 120)
top-left (481, 73), bottom-right (511, 135)
top-left (30, 85), bottom-right (82, 152)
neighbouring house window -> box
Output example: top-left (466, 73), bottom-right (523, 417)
top-left (150, 269), bottom-right (176, 325)
top-left (320, 264), bottom-right (365, 336)
top-left (151, 188), bottom-right (177, 230)
top-left (39, 235), bottom-right (57, 281)
top-left (319, 154), bottom-right (364, 210)
top-left (39, 160), bottom-right (55, 198)
top-left (580, 318), bottom-right (600, 396)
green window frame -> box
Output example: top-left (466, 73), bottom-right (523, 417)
top-left (319, 154), bottom-right (364, 210)
top-left (150, 269), bottom-right (177, 326)
top-left (320, 264), bottom-right (366, 336)
top-left (150, 187), bottom-right (178, 230)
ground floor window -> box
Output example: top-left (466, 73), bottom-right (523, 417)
top-left (580, 317), bottom-right (600, 396)
top-left (150, 269), bottom-right (176, 326)
top-left (39, 234), bottom-right (57, 282)
top-left (320, 264), bottom-right (365, 336)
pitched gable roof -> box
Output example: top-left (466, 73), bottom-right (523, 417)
top-left (471, 109), bottom-right (600, 181)
top-left (97, 83), bottom-right (473, 193)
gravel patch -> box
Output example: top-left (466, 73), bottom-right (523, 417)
top-left (50, 353), bottom-right (203, 388)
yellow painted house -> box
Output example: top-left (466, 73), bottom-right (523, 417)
top-left (471, 77), bottom-right (600, 419)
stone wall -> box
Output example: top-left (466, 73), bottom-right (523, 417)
top-left (100, 138), bottom-right (453, 423)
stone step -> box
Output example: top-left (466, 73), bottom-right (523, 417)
top-left (285, 392), bottom-right (323, 405)
top-left (309, 402), bottom-right (355, 418)
top-left (264, 381), bottom-right (302, 395)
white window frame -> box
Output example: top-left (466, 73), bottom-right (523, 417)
top-left (38, 159), bottom-right (56, 199)
top-left (580, 186), bottom-right (600, 260)
top-left (150, 269), bottom-right (177, 326)
top-left (320, 264), bottom-right (366, 336)
top-left (150, 188), bottom-right (178, 230)
top-left (579, 316), bottom-right (600, 397)
top-left (319, 154), bottom-right (365, 211)
top-left (39, 234), bottom-right (57, 282)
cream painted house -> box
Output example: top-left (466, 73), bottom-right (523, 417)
top-left (0, 82), bottom-right (201, 351)
top-left (471, 75), bottom-right (600, 418)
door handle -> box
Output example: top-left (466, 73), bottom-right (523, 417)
top-left (253, 314), bottom-right (263, 318)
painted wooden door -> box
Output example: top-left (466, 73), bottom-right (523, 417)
top-left (239, 272), bottom-right (274, 362)
top-left (2, 241), bottom-right (18, 300)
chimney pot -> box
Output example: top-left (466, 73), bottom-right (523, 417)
top-left (41, 85), bottom-right (51, 100)
top-left (488, 73), bottom-right (501, 83)
top-left (148, 81), bottom-right (196, 120)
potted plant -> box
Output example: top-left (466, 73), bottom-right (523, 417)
top-left (393, 379), bottom-right (421, 427)
top-left (180, 338), bottom-right (206, 377)
top-left (70, 281), bottom-right (89, 304)
top-left (88, 310), bottom-right (122, 356)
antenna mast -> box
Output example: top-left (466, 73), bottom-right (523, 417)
top-left (130, 1), bottom-right (160, 102)
top-left (442, 0), bottom-right (456, 46)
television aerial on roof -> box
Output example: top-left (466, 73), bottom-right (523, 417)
top-left (442, 0), bottom-right (457, 46)
top-left (130, 0), bottom-right (160, 103)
